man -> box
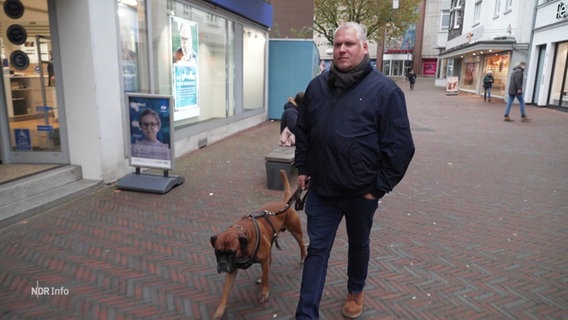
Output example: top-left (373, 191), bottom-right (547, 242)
top-left (294, 22), bottom-right (415, 319)
top-left (503, 61), bottom-right (531, 122)
top-left (177, 22), bottom-right (197, 65)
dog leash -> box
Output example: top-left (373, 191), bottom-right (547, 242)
top-left (268, 180), bottom-right (310, 216)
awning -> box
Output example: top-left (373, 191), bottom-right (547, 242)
top-left (438, 39), bottom-right (521, 59)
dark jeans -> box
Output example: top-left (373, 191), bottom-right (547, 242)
top-left (484, 87), bottom-right (492, 100)
top-left (295, 190), bottom-right (378, 319)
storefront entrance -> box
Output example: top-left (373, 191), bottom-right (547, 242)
top-left (548, 41), bottom-right (568, 109)
top-left (0, 0), bottom-right (66, 165)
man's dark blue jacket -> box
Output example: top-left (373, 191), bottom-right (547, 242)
top-left (295, 66), bottom-right (415, 199)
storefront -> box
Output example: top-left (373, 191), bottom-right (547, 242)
top-left (437, 39), bottom-right (525, 98)
top-left (0, 0), bottom-right (64, 164)
top-left (0, 0), bottom-right (272, 182)
top-left (525, 0), bottom-right (568, 109)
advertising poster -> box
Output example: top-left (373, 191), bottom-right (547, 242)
top-left (446, 76), bottom-right (459, 95)
top-left (118, 4), bottom-right (139, 92)
top-left (128, 94), bottom-right (173, 170)
top-left (423, 59), bottom-right (437, 76)
top-left (170, 16), bottom-right (199, 120)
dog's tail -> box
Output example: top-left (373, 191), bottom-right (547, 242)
top-left (279, 170), bottom-right (291, 201)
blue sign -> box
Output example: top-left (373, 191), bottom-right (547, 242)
top-left (36, 106), bottom-right (53, 112)
top-left (14, 128), bottom-right (31, 151)
top-left (37, 125), bottom-right (53, 132)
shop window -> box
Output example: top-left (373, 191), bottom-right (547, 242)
top-left (484, 52), bottom-right (510, 97)
top-left (462, 58), bottom-right (479, 90)
top-left (549, 42), bottom-right (568, 108)
top-left (243, 27), bottom-right (266, 111)
top-left (118, 0), bottom-right (267, 130)
top-left (1, 0), bottom-right (61, 152)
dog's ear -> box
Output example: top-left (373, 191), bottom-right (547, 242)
top-left (238, 235), bottom-right (248, 250)
top-left (210, 235), bottom-right (217, 247)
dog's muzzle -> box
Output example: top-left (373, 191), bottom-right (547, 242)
top-left (215, 250), bottom-right (237, 274)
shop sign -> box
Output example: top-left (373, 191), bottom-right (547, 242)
top-left (557, 2), bottom-right (568, 20)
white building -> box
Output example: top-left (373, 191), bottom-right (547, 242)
top-left (437, 0), bottom-right (536, 98)
top-left (525, 0), bottom-right (568, 109)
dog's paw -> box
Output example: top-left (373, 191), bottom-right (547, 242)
top-left (258, 292), bottom-right (270, 304)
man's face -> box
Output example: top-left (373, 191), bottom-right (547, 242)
top-left (333, 27), bottom-right (368, 72)
top-left (180, 24), bottom-right (192, 57)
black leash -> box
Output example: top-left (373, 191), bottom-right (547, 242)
top-left (269, 181), bottom-right (309, 216)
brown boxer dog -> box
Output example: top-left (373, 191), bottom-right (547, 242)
top-left (210, 170), bottom-right (307, 320)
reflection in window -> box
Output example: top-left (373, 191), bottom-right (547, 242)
top-left (243, 27), bottom-right (266, 111)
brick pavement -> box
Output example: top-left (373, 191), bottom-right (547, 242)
top-left (0, 77), bottom-right (567, 320)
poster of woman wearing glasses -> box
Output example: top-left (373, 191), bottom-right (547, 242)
top-left (171, 16), bottom-right (199, 121)
top-left (128, 94), bottom-right (173, 169)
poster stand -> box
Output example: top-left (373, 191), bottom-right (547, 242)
top-left (117, 93), bottom-right (184, 194)
top-left (446, 76), bottom-right (459, 95)
top-left (117, 167), bottom-right (184, 194)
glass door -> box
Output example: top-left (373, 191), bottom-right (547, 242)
top-left (0, 0), bottom-right (67, 164)
top-left (548, 42), bottom-right (568, 109)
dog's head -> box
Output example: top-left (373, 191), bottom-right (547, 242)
top-left (210, 229), bottom-right (248, 274)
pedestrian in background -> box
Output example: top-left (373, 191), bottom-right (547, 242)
top-left (407, 69), bottom-right (417, 90)
top-left (504, 62), bottom-right (531, 122)
top-left (483, 70), bottom-right (494, 102)
top-left (279, 92), bottom-right (303, 146)
top-left (294, 22), bottom-right (415, 319)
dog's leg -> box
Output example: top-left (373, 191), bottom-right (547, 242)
top-left (287, 212), bottom-right (307, 263)
top-left (212, 271), bottom-right (237, 320)
top-left (258, 257), bottom-right (271, 303)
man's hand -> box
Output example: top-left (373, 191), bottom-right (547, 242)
top-left (298, 175), bottom-right (310, 190)
top-left (363, 193), bottom-right (377, 200)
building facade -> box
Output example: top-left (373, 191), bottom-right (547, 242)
top-left (436, 0), bottom-right (536, 98)
top-left (525, 0), bottom-right (568, 109)
top-left (0, 0), bottom-right (272, 183)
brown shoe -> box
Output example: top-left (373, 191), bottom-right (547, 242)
top-left (342, 292), bottom-right (364, 319)
top-left (521, 116), bottom-right (532, 122)
top-left (504, 116), bottom-right (514, 122)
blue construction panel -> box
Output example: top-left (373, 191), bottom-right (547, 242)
top-left (268, 40), bottom-right (319, 120)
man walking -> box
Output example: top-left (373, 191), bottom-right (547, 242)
top-left (504, 62), bottom-right (531, 122)
top-left (294, 22), bottom-right (415, 319)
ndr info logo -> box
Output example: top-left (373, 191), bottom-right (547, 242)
top-left (31, 281), bottom-right (70, 298)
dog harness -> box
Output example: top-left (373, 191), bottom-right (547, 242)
top-left (233, 185), bottom-right (308, 270)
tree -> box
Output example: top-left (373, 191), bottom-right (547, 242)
top-left (313, 0), bottom-right (421, 45)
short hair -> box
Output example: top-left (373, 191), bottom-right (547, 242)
top-left (335, 22), bottom-right (367, 43)
top-left (139, 109), bottom-right (161, 125)
top-left (294, 92), bottom-right (305, 107)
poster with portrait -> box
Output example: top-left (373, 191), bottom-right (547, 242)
top-left (128, 93), bottom-right (174, 170)
top-left (170, 16), bottom-right (199, 120)
top-left (118, 4), bottom-right (139, 92)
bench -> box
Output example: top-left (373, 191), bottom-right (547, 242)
top-left (265, 146), bottom-right (297, 190)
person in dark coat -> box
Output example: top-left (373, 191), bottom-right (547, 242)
top-left (279, 92), bottom-right (303, 146)
top-left (280, 92), bottom-right (303, 134)
top-left (483, 70), bottom-right (494, 102)
top-left (294, 22), bottom-right (415, 319)
top-left (406, 69), bottom-right (417, 90)
top-left (504, 62), bottom-right (531, 122)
